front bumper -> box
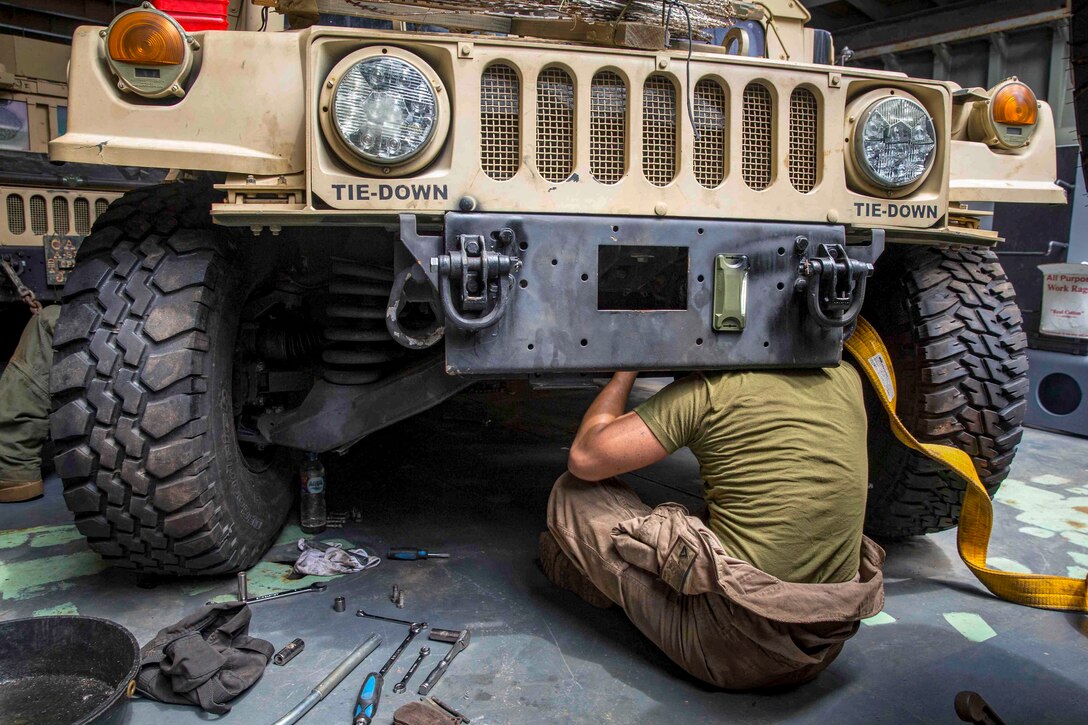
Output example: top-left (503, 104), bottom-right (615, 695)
top-left (401, 213), bottom-right (884, 374)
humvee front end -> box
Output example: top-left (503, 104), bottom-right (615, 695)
top-left (47, 2), bottom-right (1063, 574)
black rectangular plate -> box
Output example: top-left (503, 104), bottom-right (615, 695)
top-left (442, 213), bottom-right (877, 375)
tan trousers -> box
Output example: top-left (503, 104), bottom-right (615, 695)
top-left (547, 473), bottom-right (886, 690)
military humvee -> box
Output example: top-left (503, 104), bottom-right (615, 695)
top-left (0, 35), bottom-right (164, 331)
top-left (48, 1), bottom-right (1064, 575)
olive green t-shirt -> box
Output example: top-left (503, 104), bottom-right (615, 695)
top-left (635, 365), bottom-right (868, 584)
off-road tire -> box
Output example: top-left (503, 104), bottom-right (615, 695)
top-left (862, 245), bottom-right (1028, 540)
top-left (50, 181), bottom-right (293, 575)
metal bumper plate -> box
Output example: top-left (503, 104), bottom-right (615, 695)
top-left (441, 213), bottom-right (881, 374)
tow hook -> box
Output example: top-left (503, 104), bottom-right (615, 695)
top-left (794, 242), bottom-right (873, 328)
top-left (431, 230), bottom-right (521, 331)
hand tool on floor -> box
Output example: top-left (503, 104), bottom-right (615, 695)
top-left (356, 609), bottom-right (416, 626)
top-left (393, 646), bottom-right (430, 694)
top-left (353, 620), bottom-right (429, 725)
top-left (242, 581), bottom-right (327, 605)
top-left (429, 696), bottom-right (470, 723)
top-left (273, 638), bottom-right (305, 666)
top-left (271, 633), bottom-right (381, 725)
top-left (237, 572), bottom-right (248, 601)
top-left (387, 548), bottom-right (450, 560)
top-left (417, 629), bottom-right (470, 695)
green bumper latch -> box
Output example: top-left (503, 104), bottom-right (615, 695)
top-left (712, 254), bottom-right (749, 332)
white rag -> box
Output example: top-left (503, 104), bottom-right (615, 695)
top-left (293, 538), bottom-right (381, 576)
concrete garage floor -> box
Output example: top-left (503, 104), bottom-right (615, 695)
top-left (1, 381), bottom-right (1087, 723)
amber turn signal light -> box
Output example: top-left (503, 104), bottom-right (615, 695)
top-left (992, 82), bottom-right (1038, 126)
top-left (107, 10), bottom-right (185, 66)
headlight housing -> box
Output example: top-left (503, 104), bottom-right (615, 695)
top-left (102, 4), bottom-right (196, 99)
top-left (319, 48), bottom-right (450, 176)
top-left (853, 95), bottom-right (936, 191)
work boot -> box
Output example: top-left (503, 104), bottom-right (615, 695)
top-left (0, 478), bottom-right (43, 503)
top-left (537, 530), bottom-right (614, 609)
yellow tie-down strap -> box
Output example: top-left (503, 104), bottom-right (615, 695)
top-left (846, 317), bottom-right (1088, 612)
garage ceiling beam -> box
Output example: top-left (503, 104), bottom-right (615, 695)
top-left (840, 0), bottom-right (1069, 59)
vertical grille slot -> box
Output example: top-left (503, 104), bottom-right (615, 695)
top-left (53, 197), bottom-right (70, 235)
top-left (6, 194), bottom-right (25, 234)
top-left (590, 71), bottom-right (627, 184)
top-left (789, 88), bottom-right (819, 193)
top-left (481, 63), bottom-right (521, 181)
top-left (95, 198), bottom-right (110, 218)
top-left (29, 195), bottom-right (47, 235)
top-left (742, 83), bottom-right (773, 191)
top-left (74, 197), bottom-right (91, 235)
top-left (536, 67), bottom-right (575, 183)
top-left (693, 78), bottom-right (727, 188)
top-left (642, 74), bottom-right (677, 186)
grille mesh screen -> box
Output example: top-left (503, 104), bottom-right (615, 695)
top-left (53, 197), bottom-right (69, 235)
top-left (789, 88), bottom-right (818, 193)
top-left (589, 71), bottom-right (627, 184)
top-left (693, 79), bottom-right (727, 188)
top-left (29, 195), bottom-right (47, 235)
top-left (742, 83), bottom-right (773, 190)
top-left (95, 198), bottom-right (110, 217)
top-left (642, 74), bottom-right (677, 186)
top-left (536, 67), bottom-right (575, 182)
top-left (481, 64), bottom-right (521, 181)
top-left (6, 194), bottom-right (24, 234)
top-left (74, 197), bottom-right (91, 235)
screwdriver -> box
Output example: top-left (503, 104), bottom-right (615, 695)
top-left (352, 671), bottom-right (382, 725)
top-left (387, 548), bottom-right (450, 560)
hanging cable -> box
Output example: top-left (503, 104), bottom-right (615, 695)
top-left (663, 0), bottom-right (698, 140)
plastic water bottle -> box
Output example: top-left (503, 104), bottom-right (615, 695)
top-left (299, 452), bottom-right (326, 534)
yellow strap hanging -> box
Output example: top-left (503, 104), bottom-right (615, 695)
top-left (845, 317), bottom-right (1088, 612)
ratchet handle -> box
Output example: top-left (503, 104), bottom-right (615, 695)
top-left (352, 671), bottom-right (382, 725)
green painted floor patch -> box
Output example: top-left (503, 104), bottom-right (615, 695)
top-left (1068, 551), bottom-right (1088, 568)
top-left (29, 525), bottom-right (82, 548)
top-left (862, 612), bottom-right (896, 626)
top-left (1067, 565), bottom-right (1088, 579)
top-left (996, 480), bottom-right (1088, 538)
top-left (0, 551), bottom-right (107, 601)
top-left (1019, 526), bottom-right (1056, 539)
top-left (987, 557), bottom-right (1032, 574)
top-left (943, 612), bottom-right (997, 643)
top-left (1061, 531), bottom-right (1088, 549)
top-left (1031, 474), bottom-right (1071, 486)
top-left (0, 524), bottom-right (81, 550)
top-left (33, 602), bottom-right (79, 616)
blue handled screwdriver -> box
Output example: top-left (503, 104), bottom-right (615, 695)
top-left (352, 671), bottom-right (382, 725)
top-left (387, 548), bottom-right (450, 560)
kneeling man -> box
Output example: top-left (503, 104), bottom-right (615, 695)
top-left (541, 367), bottom-right (885, 689)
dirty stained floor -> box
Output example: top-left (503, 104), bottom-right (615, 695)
top-left (1, 381), bottom-right (1086, 724)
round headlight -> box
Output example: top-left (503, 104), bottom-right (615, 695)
top-left (854, 95), bottom-right (936, 190)
top-left (332, 56), bottom-right (438, 165)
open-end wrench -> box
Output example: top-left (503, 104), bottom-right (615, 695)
top-left (393, 646), bottom-right (429, 694)
top-left (221, 582), bottom-right (327, 605)
top-left (355, 608), bottom-right (415, 626)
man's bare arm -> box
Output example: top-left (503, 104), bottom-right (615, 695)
top-left (567, 372), bottom-right (669, 481)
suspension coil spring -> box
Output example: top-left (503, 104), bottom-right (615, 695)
top-left (322, 261), bottom-right (404, 385)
